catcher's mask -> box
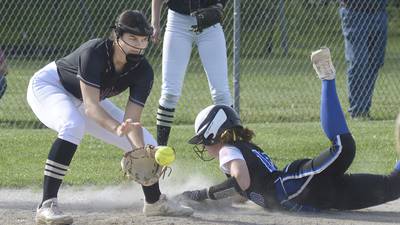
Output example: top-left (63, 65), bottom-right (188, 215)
top-left (188, 105), bottom-right (242, 161)
top-left (113, 10), bottom-right (153, 65)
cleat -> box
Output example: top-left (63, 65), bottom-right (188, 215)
top-left (143, 194), bottom-right (194, 217)
top-left (35, 198), bottom-right (73, 225)
top-left (311, 47), bottom-right (336, 80)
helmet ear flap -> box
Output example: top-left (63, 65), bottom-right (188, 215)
top-left (114, 25), bottom-right (123, 39)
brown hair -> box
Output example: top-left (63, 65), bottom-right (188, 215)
top-left (110, 10), bottom-right (152, 41)
top-left (219, 126), bottom-right (255, 144)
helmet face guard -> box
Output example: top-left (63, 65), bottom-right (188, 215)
top-left (193, 145), bottom-right (215, 161)
top-left (119, 37), bottom-right (148, 55)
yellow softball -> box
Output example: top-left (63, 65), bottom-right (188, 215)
top-left (155, 146), bottom-right (176, 166)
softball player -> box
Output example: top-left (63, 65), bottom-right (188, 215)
top-left (27, 10), bottom-right (192, 225)
top-left (183, 48), bottom-right (400, 211)
top-left (151, 0), bottom-right (232, 146)
top-left (0, 49), bottom-right (7, 99)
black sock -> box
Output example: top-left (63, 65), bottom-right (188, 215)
top-left (142, 182), bottom-right (161, 203)
top-left (156, 105), bottom-right (175, 146)
top-left (41, 138), bottom-right (77, 205)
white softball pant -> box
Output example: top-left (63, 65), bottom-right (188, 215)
top-left (26, 62), bottom-right (157, 152)
top-left (159, 9), bottom-right (232, 108)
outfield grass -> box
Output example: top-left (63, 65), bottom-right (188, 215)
top-left (1, 0), bottom-right (399, 127)
top-left (0, 120), bottom-right (397, 188)
top-left (1, 51), bottom-right (400, 129)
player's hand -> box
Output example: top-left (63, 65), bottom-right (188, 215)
top-left (116, 119), bottom-right (137, 136)
top-left (182, 189), bottom-right (208, 201)
top-left (151, 24), bottom-right (161, 44)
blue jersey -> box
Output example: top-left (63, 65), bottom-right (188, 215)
top-left (230, 141), bottom-right (281, 209)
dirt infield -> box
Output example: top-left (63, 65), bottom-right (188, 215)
top-left (1, 178), bottom-right (400, 225)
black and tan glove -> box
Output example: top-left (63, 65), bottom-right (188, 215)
top-left (191, 5), bottom-right (223, 33)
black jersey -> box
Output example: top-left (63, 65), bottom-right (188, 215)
top-left (167, 0), bottom-right (227, 15)
top-left (56, 38), bottom-right (154, 107)
top-left (230, 141), bottom-right (282, 209)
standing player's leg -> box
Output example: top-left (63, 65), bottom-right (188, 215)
top-left (27, 62), bottom-right (81, 224)
top-left (196, 23), bottom-right (232, 106)
top-left (339, 9), bottom-right (371, 117)
top-left (157, 10), bottom-right (194, 146)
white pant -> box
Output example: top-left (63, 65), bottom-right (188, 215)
top-left (159, 9), bottom-right (232, 108)
top-left (26, 62), bottom-right (157, 152)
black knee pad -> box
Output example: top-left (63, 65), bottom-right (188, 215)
top-left (337, 133), bottom-right (356, 162)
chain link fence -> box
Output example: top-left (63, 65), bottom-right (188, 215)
top-left (0, 0), bottom-right (399, 128)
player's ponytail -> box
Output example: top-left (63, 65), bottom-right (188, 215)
top-left (220, 127), bottom-right (255, 144)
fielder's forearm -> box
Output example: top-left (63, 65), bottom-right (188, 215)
top-left (84, 103), bottom-right (120, 135)
top-left (208, 177), bottom-right (245, 200)
top-left (151, 0), bottom-right (163, 27)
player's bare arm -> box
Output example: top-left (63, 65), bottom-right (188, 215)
top-left (151, 0), bottom-right (163, 43)
top-left (123, 101), bottom-right (146, 148)
top-left (80, 81), bottom-right (121, 135)
top-left (229, 159), bottom-right (251, 191)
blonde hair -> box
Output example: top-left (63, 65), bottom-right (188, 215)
top-left (219, 127), bottom-right (255, 144)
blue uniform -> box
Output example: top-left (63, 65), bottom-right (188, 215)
top-left (231, 80), bottom-right (400, 212)
top-left (339, 0), bottom-right (388, 117)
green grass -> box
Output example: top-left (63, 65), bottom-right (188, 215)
top-left (1, 1), bottom-right (399, 127)
top-left (0, 120), bottom-right (397, 187)
top-left (1, 51), bottom-right (400, 129)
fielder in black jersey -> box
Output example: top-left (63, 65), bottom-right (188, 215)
top-left (27, 10), bottom-right (192, 225)
top-left (183, 48), bottom-right (400, 212)
top-left (56, 38), bottom-right (154, 105)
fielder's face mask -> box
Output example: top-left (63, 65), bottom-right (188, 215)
top-left (188, 105), bottom-right (242, 161)
top-left (118, 36), bottom-right (148, 64)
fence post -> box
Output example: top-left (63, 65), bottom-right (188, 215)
top-left (279, 0), bottom-right (288, 56)
top-left (233, 0), bottom-right (241, 115)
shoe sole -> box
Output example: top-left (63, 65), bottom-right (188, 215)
top-left (311, 49), bottom-right (330, 63)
